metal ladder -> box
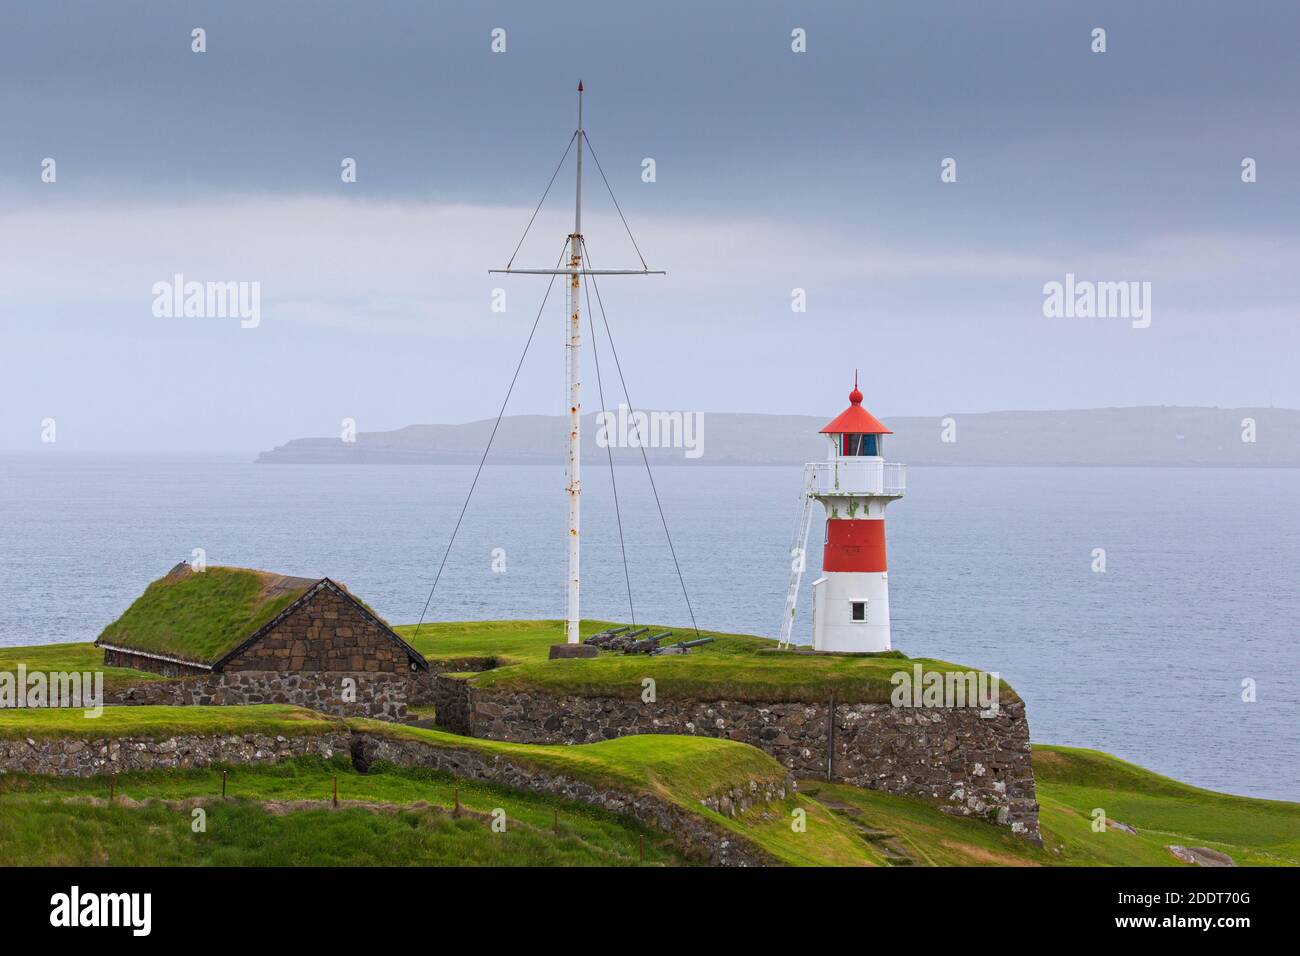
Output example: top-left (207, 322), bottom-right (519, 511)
top-left (779, 464), bottom-right (817, 648)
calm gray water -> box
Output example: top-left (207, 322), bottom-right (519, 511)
top-left (1, 455), bottom-right (1296, 801)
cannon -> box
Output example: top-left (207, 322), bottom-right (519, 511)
top-left (624, 630), bottom-right (674, 654)
top-left (605, 629), bottom-right (650, 650)
top-left (650, 637), bottom-right (715, 656)
top-left (584, 625), bottom-right (630, 649)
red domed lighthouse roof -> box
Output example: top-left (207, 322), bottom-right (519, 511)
top-left (819, 376), bottom-right (892, 435)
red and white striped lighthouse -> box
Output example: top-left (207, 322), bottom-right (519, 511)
top-left (807, 376), bottom-right (906, 652)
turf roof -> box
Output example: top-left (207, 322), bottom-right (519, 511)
top-left (96, 564), bottom-right (319, 665)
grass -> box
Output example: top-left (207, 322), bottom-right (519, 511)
top-left (0, 642), bottom-right (162, 693)
top-left (802, 781), bottom-right (1048, 866)
top-left (1031, 745), bottom-right (1300, 866)
top-left (739, 795), bottom-right (888, 866)
top-left (3, 699), bottom-right (1293, 865)
top-left (5, 618), bottom-right (1011, 705)
top-left (410, 619), bottom-right (1013, 705)
top-left (0, 703), bottom-right (877, 866)
top-left (0, 704), bottom-right (342, 739)
top-left (357, 719), bottom-right (787, 802)
top-left (4, 702), bottom-right (792, 810)
top-left (348, 721), bottom-right (880, 866)
top-left (7, 619), bottom-right (1294, 867)
top-left (96, 566), bottom-right (311, 664)
top-left (0, 757), bottom-right (683, 866)
top-left (799, 746), bottom-right (1300, 867)
top-left (0, 617), bottom-right (570, 697)
top-left (395, 619), bottom-right (600, 666)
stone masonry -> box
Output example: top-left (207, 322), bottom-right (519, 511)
top-left (432, 678), bottom-right (1041, 843)
top-left (220, 585), bottom-right (417, 673)
top-left (3, 670), bottom-right (434, 720)
top-left (0, 731), bottom-right (352, 777)
top-left (105, 671), bottom-right (414, 720)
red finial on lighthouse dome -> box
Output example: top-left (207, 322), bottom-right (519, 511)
top-left (820, 371), bottom-right (892, 435)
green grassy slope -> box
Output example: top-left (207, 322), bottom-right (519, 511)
top-left (0, 757), bottom-right (683, 866)
top-left (0, 642), bottom-right (163, 693)
top-left (400, 618), bottom-right (1014, 704)
top-left (802, 781), bottom-right (1047, 866)
top-left (396, 619), bottom-right (587, 666)
top-left (5, 620), bottom-right (1293, 867)
top-left (96, 566), bottom-right (312, 664)
top-left (802, 746), bottom-right (1300, 867)
top-left (1032, 745), bottom-right (1300, 866)
top-left (357, 720), bottom-right (784, 801)
top-left (1, 705), bottom-right (878, 866)
top-left (2, 702), bottom-right (1293, 865)
top-left (0, 704), bottom-right (341, 739)
top-left (355, 720), bottom-right (879, 865)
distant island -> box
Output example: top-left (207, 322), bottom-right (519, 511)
top-left (256, 406), bottom-right (1300, 467)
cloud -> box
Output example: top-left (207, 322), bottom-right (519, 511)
top-left (3, 197), bottom-right (1295, 338)
top-left (1, 194), bottom-right (1296, 451)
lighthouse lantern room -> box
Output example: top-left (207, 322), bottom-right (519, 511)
top-left (787, 375), bottom-right (906, 653)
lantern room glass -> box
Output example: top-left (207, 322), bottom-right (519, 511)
top-left (840, 433), bottom-right (880, 456)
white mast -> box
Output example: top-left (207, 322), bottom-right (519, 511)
top-left (565, 81), bottom-right (584, 645)
top-left (489, 82), bottom-right (664, 653)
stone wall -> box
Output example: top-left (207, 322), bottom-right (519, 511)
top-left (430, 674), bottom-right (474, 733)
top-left (0, 729), bottom-right (782, 867)
top-left (222, 586), bottom-right (414, 673)
top-left (0, 731), bottom-right (351, 777)
top-left (107, 671), bottom-right (414, 720)
top-left (403, 660), bottom-right (495, 707)
top-left (3, 670), bottom-right (424, 720)
top-left (406, 672), bottom-right (436, 707)
top-left (354, 733), bottom-right (783, 866)
top-left (432, 677), bottom-right (1041, 843)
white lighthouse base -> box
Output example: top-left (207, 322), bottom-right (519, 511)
top-left (811, 572), bottom-right (892, 653)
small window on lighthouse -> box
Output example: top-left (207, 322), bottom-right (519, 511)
top-left (841, 434), bottom-right (880, 456)
top-left (850, 600), bottom-right (868, 622)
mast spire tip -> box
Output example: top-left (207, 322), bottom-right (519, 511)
top-left (578, 79), bottom-right (583, 92)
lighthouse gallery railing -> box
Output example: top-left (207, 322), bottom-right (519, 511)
top-left (808, 459), bottom-right (906, 496)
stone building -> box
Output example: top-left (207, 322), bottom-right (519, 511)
top-left (94, 565), bottom-right (427, 719)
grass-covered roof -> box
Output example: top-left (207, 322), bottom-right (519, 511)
top-left (96, 564), bottom-right (319, 665)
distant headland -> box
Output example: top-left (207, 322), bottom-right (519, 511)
top-left (256, 406), bottom-right (1300, 467)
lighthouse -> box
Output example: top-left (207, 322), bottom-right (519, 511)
top-left (782, 376), bottom-right (906, 653)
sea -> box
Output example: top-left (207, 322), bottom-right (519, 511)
top-left (1, 454), bottom-right (1296, 801)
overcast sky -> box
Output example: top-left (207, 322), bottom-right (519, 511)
top-left (2, 0), bottom-right (1297, 452)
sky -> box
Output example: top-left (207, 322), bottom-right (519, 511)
top-left (2, 0), bottom-right (1297, 452)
